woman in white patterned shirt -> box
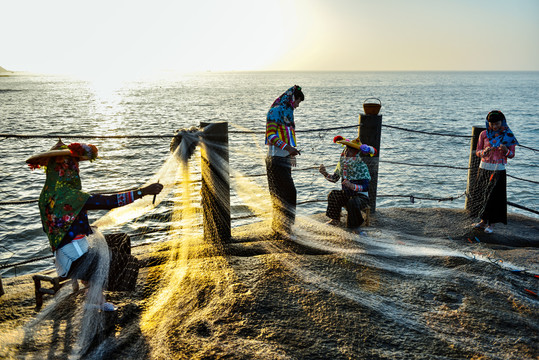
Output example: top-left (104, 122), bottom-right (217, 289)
top-left (319, 136), bottom-right (376, 232)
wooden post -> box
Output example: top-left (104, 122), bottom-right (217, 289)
top-left (200, 122), bottom-right (231, 245)
top-left (465, 126), bottom-right (486, 216)
top-left (0, 275), bottom-right (4, 297)
top-left (358, 114), bottom-right (382, 212)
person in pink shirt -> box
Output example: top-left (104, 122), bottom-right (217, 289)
top-left (473, 110), bottom-right (518, 233)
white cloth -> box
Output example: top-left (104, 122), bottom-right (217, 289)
top-left (479, 161), bottom-right (505, 171)
top-left (267, 144), bottom-right (289, 157)
top-left (54, 236), bottom-right (89, 277)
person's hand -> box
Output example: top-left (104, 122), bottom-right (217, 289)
top-left (482, 147), bottom-right (492, 156)
top-left (290, 156), bottom-right (297, 167)
top-left (500, 145), bottom-right (508, 153)
top-left (141, 183), bottom-right (164, 196)
top-left (342, 179), bottom-right (354, 190)
top-left (319, 164), bottom-right (328, 176)
top-left (286, 144), bottom-right (300, 157)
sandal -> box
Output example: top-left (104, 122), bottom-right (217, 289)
top-left (473, 222), bottom-right (486, 229)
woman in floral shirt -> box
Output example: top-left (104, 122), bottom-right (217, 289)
top-left (27, 139), bottom-right (163, 311)
top-left (319, 136), bottom-right (376, 232)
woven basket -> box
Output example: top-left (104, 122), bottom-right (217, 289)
top-left (363, 97), bottom-right (382, 115)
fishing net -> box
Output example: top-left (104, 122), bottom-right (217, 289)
top-left (465, 133), bottom-right (507, 225)
top-left (3, 122), bottom-right (537, 359)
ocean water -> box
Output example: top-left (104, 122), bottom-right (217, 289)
top-left (1, 71), bottom-right (538, 277)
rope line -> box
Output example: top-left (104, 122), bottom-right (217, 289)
top-left (1, 167), bottom-right (537, 206)
top-left (507, 174), bottom-right (539, 185)
top-left (0, 125), bottom-right (362, 140)
top-left (3, 127), bottom-right (537, 155)
top-left (0, 134), bottom-right (176, 139)
top-left (1, 123), bottom-right (537, 271)
top-left (381, 124), bottom-right (471, 138)
top-left (2, 127), bottom-right (538, 154)
top-left (1, 193), bottom-right (535, 271)
top-left (0, 255), bottom-right (53, 270)
top-left (231, 124), bottom-right (361, 134)
top-left (519, 144), bottom-right (539, 152)
top-left (381, 160), bottom-right (470, 170)
top-left (507, 201), bottom-right (539, 215)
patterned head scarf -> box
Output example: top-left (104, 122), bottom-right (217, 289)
top-left (485, 110), bottom-right (518, 148)
top-left (266, 85), bottom-right (302, 128)
top-left (35, 142), bottom-right (97, 251)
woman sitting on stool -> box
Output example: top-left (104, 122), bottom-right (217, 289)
top-left (319, 136), bottom-right (376, 234)
top-left (27, 139), bottom-right (163, 311)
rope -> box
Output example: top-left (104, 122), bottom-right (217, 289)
top-left (0, 199), bottom-right (37, 205)
top-left (519, 144), bottom-right (539, 152)
top-left (377, 192), bottom-right (468, 202)
top-left (1, 124), bottom-right (537, 270)
top-left (0, 134), bottom-right (176, 139)
top-left (507, 201), bottom-right (539, 215)
top-left (2, 165), bottom-right (536, 207)
top-left (0, 191), bottom-right (534, 271)
top-left (381, 160), bottom-right (470, 170)
top-left (507, 174), bottom-right (539, 185)
top-left (0, 255), bottom-right (53, 270)
top-left (230, 124), bottom-right (361, 134)
top-left (381, 124), bottom-right (471, 138)
top-left (2, 126), bottom-right (538, 155)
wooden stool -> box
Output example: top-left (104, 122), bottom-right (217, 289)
top-left (32, 270), bottom-right (79, 309)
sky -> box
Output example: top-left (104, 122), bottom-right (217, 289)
top-left (1, 0), bottom-right (538, 77)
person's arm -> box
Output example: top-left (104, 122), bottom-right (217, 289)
top-left (500, 144), bottom-right (516, 159)
top-left (266, 121), bottom-right (299, 156)
top-left (319, 164), bottom-right (339, 183)
top-left (342, 179), bottom-right (369, 192)
top-left (476, 132), bottom-right (489, 158)
top-left (84, 183), bottom-right (163, 210)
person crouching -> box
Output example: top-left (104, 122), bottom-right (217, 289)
top-left (319, 136), bottom-right (376, 233)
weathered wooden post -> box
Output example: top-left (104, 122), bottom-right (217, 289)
top-left (199, 122), bottom-right (231, 245)
top-left (358, 114), bottom-right (382, 212)
top-left (465, 126), bottom-right (486, 216)
top-left (0, 275), bottom-right (4, 296)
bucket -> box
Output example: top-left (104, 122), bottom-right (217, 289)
top-left (363, 97), bottom-right (382, 115)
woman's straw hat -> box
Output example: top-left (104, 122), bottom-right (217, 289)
top-left (333, 135), bottom-right (361, 149)
top-left (26, 138), bottom-right (98, 168)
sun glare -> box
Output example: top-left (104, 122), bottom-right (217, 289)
top-left (51, 0), bottom-right (294, 81)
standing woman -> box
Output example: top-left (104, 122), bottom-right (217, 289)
top-left (474, 110), bottom-right (518, 233)
top-left (265, 85), bottom-right (304, 238)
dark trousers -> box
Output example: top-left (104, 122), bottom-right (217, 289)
top-left (326, 190), bottom-right (369, 228)
top-left (266, 156), bottom-right (296, 234)
top-left (478, 169), bottom-right (507, 225)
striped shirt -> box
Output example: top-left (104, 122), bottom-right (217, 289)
top-left (265, 121), bottom-right (296, 150)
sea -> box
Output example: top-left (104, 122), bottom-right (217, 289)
top-left (1, 71), bottom-right (538, 277)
